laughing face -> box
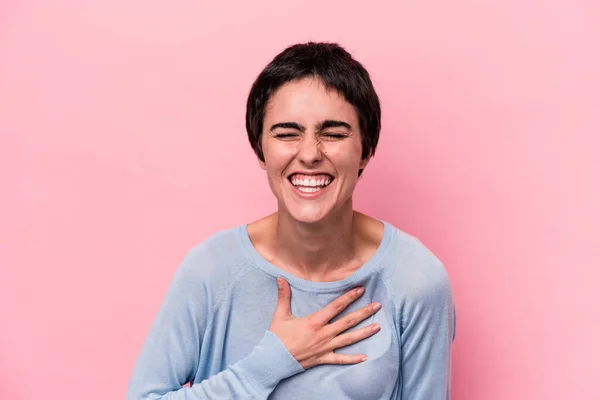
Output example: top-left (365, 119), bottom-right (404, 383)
top-left (259, 77), bottom-right (369, 224)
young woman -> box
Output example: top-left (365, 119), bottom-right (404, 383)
top-left (127, 42), bottom-right (456, 399)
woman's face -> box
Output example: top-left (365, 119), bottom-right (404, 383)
top-left (260, 77), bottom-right (369, 224)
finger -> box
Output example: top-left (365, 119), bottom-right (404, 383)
top-left (319, 351), bottom-right (369, 365)
top-left (312, 286), bottom-right (364, 325)
top-left (328, 323), bottom-right (381, 351)
top-left (273, 277), bottom-right (292, 318)
top-left (326, 302), bottom-right (381, 336)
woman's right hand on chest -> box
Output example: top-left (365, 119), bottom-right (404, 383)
top-left (268, 278), bottom-right (382, 370)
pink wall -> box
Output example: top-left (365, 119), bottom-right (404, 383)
top-left (1, 1), bottom-right (599, 399)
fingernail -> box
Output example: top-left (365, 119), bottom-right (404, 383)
top-left (372, 302), bottom-right (381, 311)
top-left (372, 324), bottom-right (381, 332)
top-left (361, 356), bottom-right (368, 362)
top-left (356, 287), bottom-right (364, 295)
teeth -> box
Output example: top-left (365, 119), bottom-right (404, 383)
top-left (290, 175), bottom-right (332, 188)
top-left (297, 186), bottom-right (322, 193)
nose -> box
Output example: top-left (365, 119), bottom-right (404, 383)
top-left (297, 134), bottom-right (323, 165)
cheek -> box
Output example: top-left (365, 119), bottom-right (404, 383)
top-left (326, 145), bottom-right (363, 172)
top-left (264, 143), bottom-right (296, 168)
top-left (263, 151), bottom-right (292, 184)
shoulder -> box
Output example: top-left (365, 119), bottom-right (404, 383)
top-left (381, 223), bottom-right (453, 307)
top-left (170, 225), bottom-right (252, 301)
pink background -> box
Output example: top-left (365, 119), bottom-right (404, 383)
top-left (1, 1), bottom-right (599, 399)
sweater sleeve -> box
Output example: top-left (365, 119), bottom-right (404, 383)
top-left (125, 246), bottom-right (304, 400)
top-left (392, 240), bottom-right (456, 400)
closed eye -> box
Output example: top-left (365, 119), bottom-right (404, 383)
top-left (274, 133), bottom-right (300, 139)
top-left (322, 133), bottom-right (347, 139)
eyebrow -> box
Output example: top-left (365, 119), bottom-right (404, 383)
top-left (317, 120), bottom-right (352, 131)
top-left (270, 122), bottom-right (304, 132)
top-left (269, 120), bottom-right (352, 132)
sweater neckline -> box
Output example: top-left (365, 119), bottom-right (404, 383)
top-left (236, 220), bottom-right (394, 293)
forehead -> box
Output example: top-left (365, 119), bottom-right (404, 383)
top-left (265, 77), bottom-right (358, 125)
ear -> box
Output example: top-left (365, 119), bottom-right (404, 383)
top-left (359, 153), bottom-right (372, 170)
top-left (258, 157), bottom-right (266, 170)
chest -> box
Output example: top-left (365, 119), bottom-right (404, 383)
top-left (197, 287), bottom-right (401, 399)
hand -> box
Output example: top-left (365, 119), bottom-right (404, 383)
top-left (269, 278), bottom-right (382, 370)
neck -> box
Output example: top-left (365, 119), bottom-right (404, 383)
top-left (273, 203), bottom-right (358, 281)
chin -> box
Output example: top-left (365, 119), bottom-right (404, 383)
top-left (274, 182), bottom-right (348, 225)
top-left (285, 203), bottom-right (333, 225)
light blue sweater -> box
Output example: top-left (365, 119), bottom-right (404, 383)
top-left (126, 221), bottom-right (456, 399)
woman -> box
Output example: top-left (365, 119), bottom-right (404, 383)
top-left (126, 42), bottom-right (456, 399)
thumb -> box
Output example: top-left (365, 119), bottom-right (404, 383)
top-left (273, 277), bottom-right (292, 318)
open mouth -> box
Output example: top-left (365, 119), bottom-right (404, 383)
top-left (288, 173), bottom-right (334, 194)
